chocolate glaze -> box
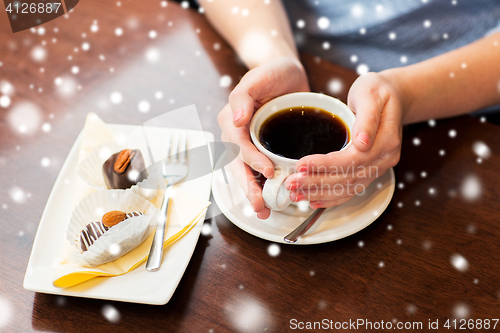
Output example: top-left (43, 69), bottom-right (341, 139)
top-left (102, 149), bottom-right (148, 190)
top-left (79, 211), bottom-right (145, 252)
top-left (80, 221), bottom-right (108, 252)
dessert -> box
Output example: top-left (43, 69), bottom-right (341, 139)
top-left (79, 210), bottom-right (144, 252)
top-left (102, 149), bottom-right (148, 190)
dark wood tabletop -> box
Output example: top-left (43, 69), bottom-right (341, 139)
top-left (1, 1), bottom-right (500, 332)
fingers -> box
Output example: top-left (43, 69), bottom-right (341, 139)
top-left (228, 57), bottom-right (310, 128)
top-left (294, 148), bottom-right (360, 176)
top-left (289, 174), bottom-right (377, 202)
top-left (218, 104), bottom-right (275, 178)
top-left (229, 89), bottom-right (254, 128)
top-left (228, 157), bottom-right (271, 220)
top-left (348, 74), bottom-right (388, 152)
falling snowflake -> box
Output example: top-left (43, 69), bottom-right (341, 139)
top-left (452, 302), bottom-right (470, 319)
top-left (423, 20), bottom-right (432, 28)
top-left (102, 305), bottom-right (120, 323)
top-left (219, 75), bottom-right (232, 88)
top-left (407, 304), bottom-right (417, 315)
top-left (356, 64), bottom-right (369, 75)
top-left (317, 17), bottom-right (330, 30)
top-left (0, 96), bottom-right (11, 108)
top-left (327, 78), bottom-right (343, 94)
top-left (226, 296), bottom-right (271, 333)
top-left (31, 46), bottom-right (47, 62)
top-left (181, 1), bottom-right (189, 9)
top-left (71, 66), bottom-right (79, 74)
top-left (359, 27), bottom-right (366, 35)
top-left (145, 48), bottom-right (160, 62)
top-left (110, 92), bottom-right (123, 104)
top-left (0, 81), bottom-right (14, 95)
top-left (138, 101), bottom-right (150, 113)
top-left (149, 30), bottom-right (157, 39)
top-left (357, 240), bottom-right (364, 247)
top-left (201, 223), bottom-right (211, 236)
top-left (350, 54), bottom-right (358, 63)
top-left (41, 157), bottom-right (50, 167)
top-left (322, 41), bottom-right (330, 50)
top-left (351, 4), bottom-right (364, 17)
top-left (54, 76), bottom-right (78, 97)
top-left (9, 186), bottom-right (28, 204)
top-left (413, 138), bottom-right (421, 146)
top-left (451, 254), bottom-right (469, 272)
top-left (400, 55), bottom-right (408, 64)
top-left (461, 175), bottom-right (481, 200)
top-left (7, 101), bottom-right (42, 135)
top-left (439, 149), bottom-right (446, 156)
top-left (448, 129), bottom-right (457, 138)
top-left (472, 141), bottom-right (491, 159)
top-left (115, 28), bottom-right (123, 36)
top-left (378, 261), bottom-right (385, 268)
top-left (154, 91), bottom-right (163, 100)
top-left (388, 32), bottom-right (396, 40)
top-left (267, 243), bottom-right (280, 257)
top-left (296, 20), bottom-right (305, 29)
top-left (76, 44), bottom-right (88, 55)
top-left (108, 244), bottom-right (120, 255)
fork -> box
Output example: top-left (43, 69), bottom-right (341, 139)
top-left (146, 133), bottom-right (188, 272)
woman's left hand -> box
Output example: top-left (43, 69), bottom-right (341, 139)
top-left (284, 72), bottom-right (405, 209)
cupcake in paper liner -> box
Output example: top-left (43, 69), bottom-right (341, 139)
top-left (67, 190), bottom-right (161, 268)
top-left (76, 143), bottom-right (164, 201)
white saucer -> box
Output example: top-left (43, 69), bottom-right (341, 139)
top-left (212, 153), bottom-right (395, 245)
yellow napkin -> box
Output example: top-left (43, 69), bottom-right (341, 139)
top-left (52, 113), bottom-right (211, 288)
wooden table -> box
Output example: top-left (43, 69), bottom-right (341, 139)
top-left (1, 1), bottom-right (500, 332)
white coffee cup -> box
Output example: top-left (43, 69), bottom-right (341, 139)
top-left (249, 92), bottom-right (355, 211)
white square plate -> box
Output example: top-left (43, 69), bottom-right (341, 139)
top-left (23, 124), bottom-right (214, 305)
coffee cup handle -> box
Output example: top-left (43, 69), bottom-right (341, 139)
top-left (262, 168), bottom-right (292, 211)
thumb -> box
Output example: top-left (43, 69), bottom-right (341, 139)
top-left (348, 93), bottom-right (383, 152)
top-left (229, 87), bottom-right (255, 128)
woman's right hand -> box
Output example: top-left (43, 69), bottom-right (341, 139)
top-left (218, 56), bottom-right (309, 219)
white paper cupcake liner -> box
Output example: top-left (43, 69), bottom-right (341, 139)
top-left (76, 143), bottom-right (163, 200)
top-left (67, 190), bottom-right (161, 267)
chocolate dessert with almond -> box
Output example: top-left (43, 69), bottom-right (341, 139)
top-left (102, 149), bottom-right (148, 190)
top-left (79, 210), bottom-right (144, 252)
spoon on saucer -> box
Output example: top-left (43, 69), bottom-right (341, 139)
top-left (283, 208), bottom-right (326, 243)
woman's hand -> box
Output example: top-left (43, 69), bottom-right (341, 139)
top-left (285, 72), bottom-right (405, 208)
top-left (218, 56), bottom-right (309, 219)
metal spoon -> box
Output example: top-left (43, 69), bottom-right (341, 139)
top-left (283, 208), bottom-right (326, 243)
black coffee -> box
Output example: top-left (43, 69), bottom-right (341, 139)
top-left (258, 106), bottom-right (350, 159)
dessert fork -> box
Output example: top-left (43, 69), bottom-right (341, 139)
top-left (146, 133), bottom-right (188, 271)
